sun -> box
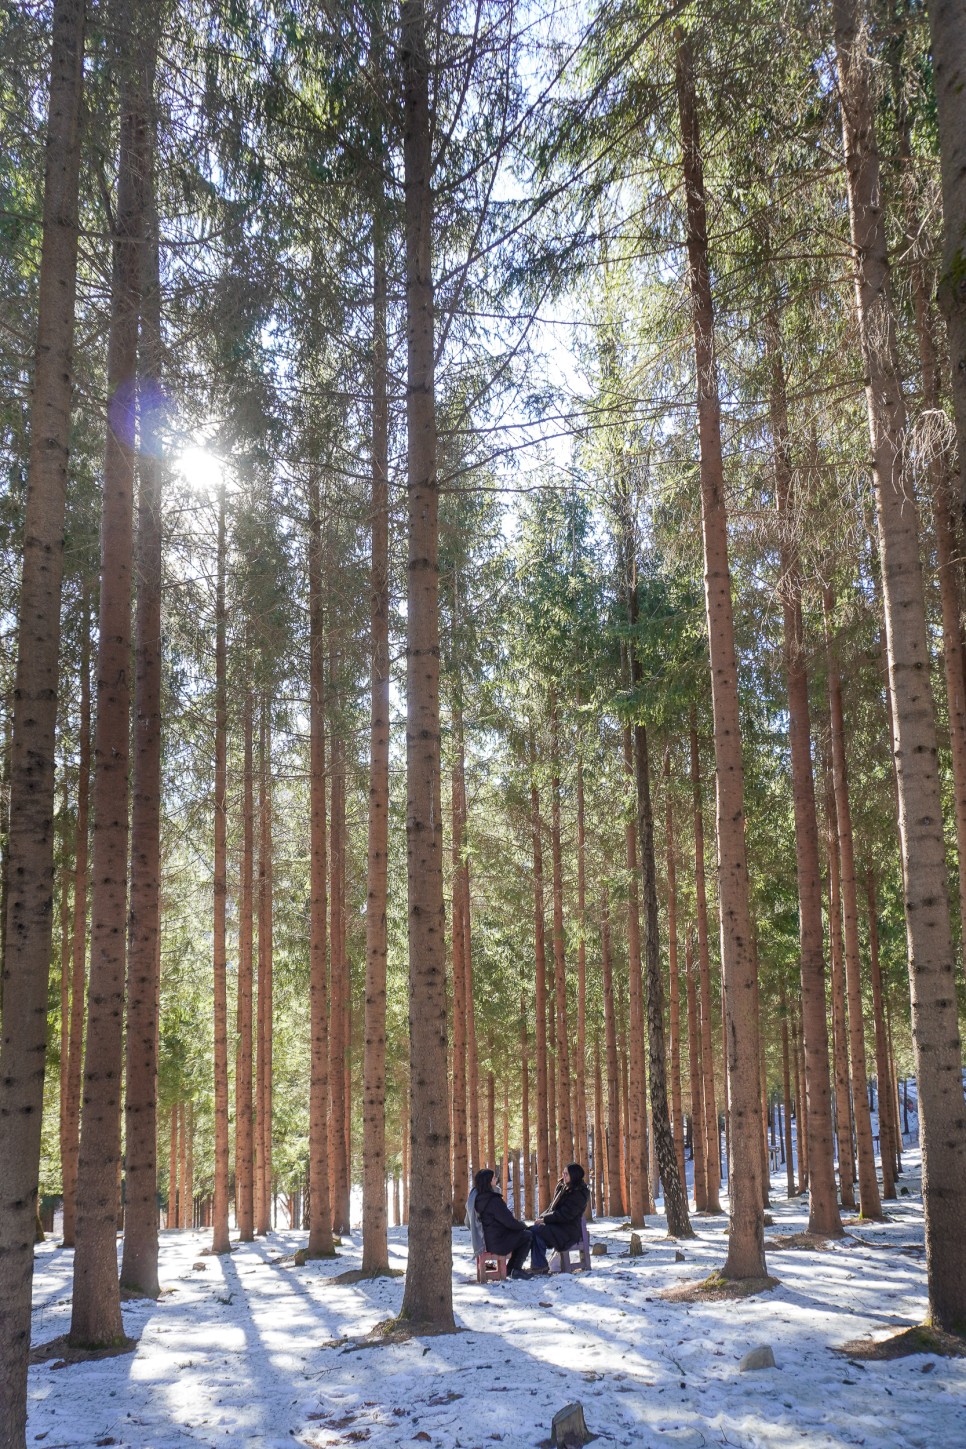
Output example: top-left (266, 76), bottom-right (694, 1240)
top-left (176, 444), bottom-right (225, 496)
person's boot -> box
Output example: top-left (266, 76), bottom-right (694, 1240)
top-left (510, 1267), bottom-right (532, 1280)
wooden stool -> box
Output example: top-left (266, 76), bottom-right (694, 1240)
top-left (550, 1218), bottom-right (592, 1274)
top-left (476, 1251), bottom-right (509, 1283)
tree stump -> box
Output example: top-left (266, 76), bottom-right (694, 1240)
top-left (551, 1401), bottom-right (592, 1448)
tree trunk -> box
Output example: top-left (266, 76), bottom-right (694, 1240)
top-left (676, 34), bottom-right (764, 1275)
top-left (866, 868), bottom-right (897, 1200)
top-left (664, 754), bottom-right (686, 1194)
top-left (399, 0), bottom-right (454, 1331)
top-left (549, 710), bottom-right (573, 1170)
top-left (633, 715), bottom-right (693, 1238)
top-left (780, 989), bottom-right (797, 1197)
top-left (767, 308), bottom-right (841, 1237)
top-left (70, 5), bottom-right (149, 1345)
top-left (531, 781), bottom-right (552, 1211)
top-left (168, 1105), bottom-right (178, 1228)
top-left (178, 1103), bottom-right (188, 1230)
top-left (835, 0), bottom-right (966, 1324)
top-left (521, 999), bottom-right (534, 1217)
top-left (62, 607), bottom-right (91, 1248)
top-left (121, 166), bottom-right (165, 1291)
top-left (0, 0), bottom-right (84, 1391)
top-left (825, 771), bottom-right (856, 1208)
top-left (575, 759), bottom-right (588, 1172)
top-left (684, 932), bottom-right (707, 1211)
top-left (927, 0), bottom-right (966, 511)
top-left (210, 485), bottom-right (231, 1254)
top-left (236, 679), bottom-right (255, 1242)
top-left (361, 209), bottom-right (391, 1267)
top-left (690, 715), bottom-right (721, 1212)
top-left (0, 2), bottom-right (85, 1408)
top-left (593, 1036), bottom-right (606, 1215)
top-left (824, 589), bottom-right (882, 1220)
top-left (328, 714), bottom-right (350, 1235)
top-left (255, 705), bottom-right (273, 1236)
top-left (621, 729), bottom-right (647, 1227)
top-left (450, 720), bottom-right (469, 1220)
top-left (307, 481), bottom-right (335, 1259)
top-left (909, 247), bottom-right (966, 977)
top-left (600, 888), bottom-right (624, 1216)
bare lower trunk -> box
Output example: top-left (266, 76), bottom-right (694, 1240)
top-left (307, 481), bottom-right (334, 1260)
top-left (521, 1000), bottom-right (533, 1217)
top-left (575, 759), bottom-right (588, 1173)
top-left (450, 751), bottom-right (468, 1221)
top-left (531, 781), bottom-right (552, 1211)
top-left (399, 0), bottom-right (454, 1330)
top-left (767, 309), bottom-right (841, 1238)
top-left (549, 712), bottom-right (573, 1170)
top-left (329, 721), bottom-right (350, 1234)
top-left (865, 869), bottom-right (896, 1200)
top-left (676, 34), bottom-right (764, 1277)
top-left (633, 716), bottom-right (692, 1238)
top-left (780, 990), bottom-right (797, 1197)
top-left (835, 0), bottom-right (966, 1324)
top-left (236, 682), bottom-right (255, 1242)
top-left (121, 167), bottom-right (165, 1290)
top-left (0, 0), bottom-right (85, 1423)
top-left (824, 591), bottom-right (881, 1220)
top-left (684, 934), bottom-right (707, 1211)
top-left (621, 728), bottom-right (647, 1226)
top-left (71, 8), bottom-right (149, 1345)
top-left (63, 611), bottom-right (91, 1248)
top-left (211, 486), bottom-right (231, 1254)
top-left (601, 889), bottom-right (624, 1215)
top-left (255, 707), bottom-right (273, 1236)
top-left (665, 756), bottom-right (686, 1193)
top-left (362, 212), bottom-right (391, 1268)
top-left (690, 715), bottom-right (721, 1212)
top-left (826, 773), bottom-right (856, 1209)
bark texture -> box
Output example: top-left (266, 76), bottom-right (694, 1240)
top-left (0, 0), bottom-right (85, 1431)
top-left (399, 0), bottom-right (455, 1330)
top-left (307, 480), bottom-right (334, 1259)
top-left (767, 309), bottom-right (841, 1238)
top-left (927, 0), bottom-right (966, 512)
top-left (71, 4), bottom-right (149, 1345)
top-left (121, 165), bottom-right (164, 1293)
top-left (362, 212), bottom-right (391, 1269)
top-left (676, 33), bottom-right (764, 1277)
top-left (834, 0), bottom-right (966, 1326)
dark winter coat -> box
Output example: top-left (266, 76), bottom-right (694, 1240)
top-left (474, 1186), bottom-right (530, 1255)
top-left (536, 1181), bottom-right (589, 1250)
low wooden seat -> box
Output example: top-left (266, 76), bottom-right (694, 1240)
top-left (550, 1217), bottom-right (592, 1274)
top-left (476, 1250), bottom-right (509, 1283)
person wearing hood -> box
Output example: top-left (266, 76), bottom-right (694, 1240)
top-left (528, 1163), bottom-right (589, 1274)
top-left (467, 1168), bottom-right (533, 1279)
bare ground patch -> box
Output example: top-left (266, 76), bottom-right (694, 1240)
top-left (29, 1334), bottom-right (137, 1368)
top-left (327, 1267), bottom-right (405, 1285)
top-left (660, 1271), bottom-right (779, 1303)
top-left (764, 1233), bottom-right (834, 1251)
top-left (838, 1325), bottom-right (966, 1361)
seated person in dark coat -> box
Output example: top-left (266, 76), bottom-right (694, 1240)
top-left (472, 1168), bottom-right (533, 1278)
top-left (529, 1163), bottom-right (589, 1273)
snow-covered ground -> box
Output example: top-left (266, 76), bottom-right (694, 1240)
top-left (27, 1151), bottom-right (964, 1449)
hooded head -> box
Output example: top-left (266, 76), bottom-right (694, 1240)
top-left (566, 1163), bottom-right (585, 1187)
top-left (474, 1168), bottom-right (495, 1194)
